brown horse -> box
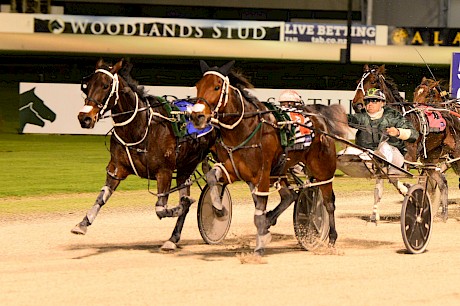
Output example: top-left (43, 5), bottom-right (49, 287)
top-left (413, 76), bottom-right (460, 190)
top-left (71, 59), bottom-right (217, 251)
top-left (353, 64), bottom-right (460, 220)
top-left (190, 60), bottom-right (349, 255)
top-left (413, 77), bottom-right (448, 105)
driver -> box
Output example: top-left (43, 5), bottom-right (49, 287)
top-left (342, 87), bottom-right (419, 222)
top-left (347, 88), bottom-right (419, 168)
top-left (278, 90), bottom-right (304, 108)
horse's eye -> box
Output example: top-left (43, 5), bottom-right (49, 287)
top-left (214, 85), bottom-right (221, 91)
top-left (103, 84), bottom-right (110, 90)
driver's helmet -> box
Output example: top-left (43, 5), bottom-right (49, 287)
top-left (364, 88), bottom-right (386, 102)
top-left (278, 90), bottom-right (303, 106)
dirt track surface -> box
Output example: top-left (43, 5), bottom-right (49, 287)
top-left (2, 188), bottom-right (460, 306)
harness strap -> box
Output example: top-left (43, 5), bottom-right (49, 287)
top-left (94, 69), bottom-right (119, 115)
top-left (203, 70), bottom-right (245, 129)
top-left (217, 122), bottom-right (263, 182)
top-left (112, 92), bottom-right (139, 127)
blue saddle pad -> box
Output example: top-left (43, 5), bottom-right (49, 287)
top-left (172, 100), bottom-right (213, 138)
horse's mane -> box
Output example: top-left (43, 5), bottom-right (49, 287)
top-left (228, 69), bottom-right (260, 104)
top-left (379, 74), bottom-right (405, 103)
top-left (118, 61), bottom-right (148, 99)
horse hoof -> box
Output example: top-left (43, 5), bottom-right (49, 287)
top-left (369, 213), bottom-right (380, 224)
top-left (71, 224), bottom-right (87, 235)
top-left (181, 196), bottom-right (196, 206)
top-left (441, 214), bottom-right (448, 223)
top-left (160, 240), bottom-right (177, 252)
top-left (255, 232), bottom-right (272, 255)
top-left (212, 205), bottom-right (228, 219)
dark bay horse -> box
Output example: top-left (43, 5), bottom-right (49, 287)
top-left (190, 60), bottom-right (349, 255)
top-left (353, 64), bottom-right (460, 220)
top-left (71, 59), bottom-right (217, 251)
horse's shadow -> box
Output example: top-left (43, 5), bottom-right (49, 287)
top-left (67, 233), bottom-right (301, 260)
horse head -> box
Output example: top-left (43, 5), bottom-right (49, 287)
top-left (78, 58), bottom-right (124, 128)
top-left (191, 60), bottom-right (236, 129)
top-left (413, 77), bottom-right (444, 104)
top-left (19, 88), bottom-right (56, 133)
top-left (352, 64), bottom-right (389, 113)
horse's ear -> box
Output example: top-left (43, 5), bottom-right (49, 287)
top-left (96, 58), bottom-right (104, 69)
top-left (378, 65), bottom-right (386, 74)
top-left (219, 60), bottom-right (235, 76)
top-left (112, 59), bottom-right (124, 74)
top-left (200, 60), bottom-right (210, 74)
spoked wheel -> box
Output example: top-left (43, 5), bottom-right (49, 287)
top-left (401, 184), bottom-right (433, 254)
top-left (293, 186), bottom-right (329, 251)
top-left (197, 183), bottom-right (232, 245)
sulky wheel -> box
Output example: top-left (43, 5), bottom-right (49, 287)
top-left (401, 184), bottom-right (433, 254)
top-left (197, 183), bottom-right (232, 245)
top-left (293, 186), bottom-right (329, 251)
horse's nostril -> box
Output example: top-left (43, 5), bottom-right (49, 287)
top-left (80, 117), bottom-right (93, 128)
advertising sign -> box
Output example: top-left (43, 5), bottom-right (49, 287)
top-left (285, 22), bottom-right (377, 44)
top-left (389, 27), bottom-right (460, 46)
top-left (32, 14), bottom-right (283, 41)
top-left (451, 53), bottom-right (460, 98)
top-left (19, 82), bottom-right (357, 135)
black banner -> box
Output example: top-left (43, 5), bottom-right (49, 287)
top-left (389, 27), bottom-right (460, 46)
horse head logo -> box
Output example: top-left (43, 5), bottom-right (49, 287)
top-left (19, 88), bottom-right (56, 133)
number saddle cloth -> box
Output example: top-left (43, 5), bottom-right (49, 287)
top-left (263, 102), bottom-right (315, 150)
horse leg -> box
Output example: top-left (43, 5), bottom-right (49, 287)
top-left (205, 166), bottom-right (228, 217)
top-left (429, 170), bottom-right (448, 222)
top-left (71, 176), bottom-right (121, 235)
top-left (370, 178), bottom-right (384, 223)
top-left (253, 194), bottom-right (272, 256)
top-left (155, 169), bottom-right (189, 219)
top-left (246, 182), bottom-right (272, 255)
top-left (318, 183), bottom-right (338, 246)
top-left (266, 184), bottom-right (297, 227)
top-left (161, 184), bottom-right (194, 251)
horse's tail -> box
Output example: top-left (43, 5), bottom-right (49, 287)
top-left (305, 104), bottom-right (350, 138)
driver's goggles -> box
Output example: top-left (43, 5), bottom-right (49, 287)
top-left (364, 99), bottom-right (383, 105)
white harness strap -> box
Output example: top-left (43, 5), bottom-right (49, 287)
top-left (354, 71), bottom-right (370, 96)
top-left (354, 70), bottom-right (386, 97)
top-left (94, 68), bottom-right (120, 115)
top-left (213, 163), bottom-right (233, 184)
top-left (202, 70), bottom-right (245, 130)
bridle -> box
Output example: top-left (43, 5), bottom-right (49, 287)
top-left (193, 70), bottom-right (245, 130)
top-left (80, 68), bottom-right (120, 121)
top-left (355, 68), bottom-right (385, 97)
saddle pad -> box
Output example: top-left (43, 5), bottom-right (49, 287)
top-left (172, 99), bottom-right (213, 138)
top-left (419, 105), bottom-right (446, 132)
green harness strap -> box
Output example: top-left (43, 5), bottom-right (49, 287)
top-left (157, 96), bottom-right (187, 138)
top-left (262, 102), bottom-right (295, 147)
